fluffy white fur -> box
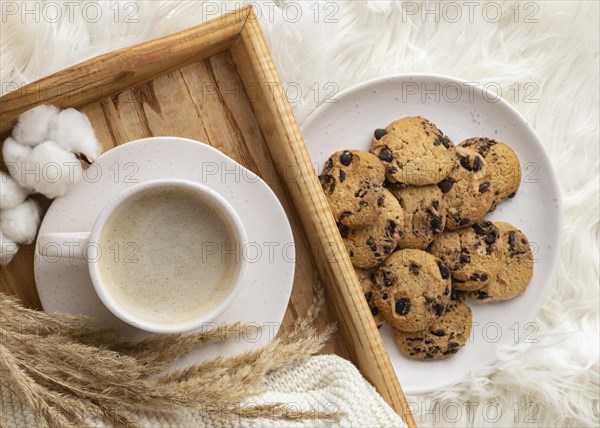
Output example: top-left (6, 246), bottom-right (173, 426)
top-left (0, 1), bottom-right (598, 427)
top-left (0, 198), bottom-right (40, 244)
top-left (0, 171), bottom-right (27, 209)
top-left (11, 104), bottom-right (59, 146)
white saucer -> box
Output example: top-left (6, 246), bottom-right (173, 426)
top-left (34, 137), bottom-right (295, 366)
top-left (300, 74), bottom-right (562, 394)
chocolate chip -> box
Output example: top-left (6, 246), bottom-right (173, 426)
top-left (337, 223), bottom-right (349, 238)
top-left (444, 286), bottom-right (450, 295)
top-left (481, 274), bottom-right (488, 281)
top-left (508, 192), bottom-right (517, 199)
top-left (508, 231), bottom-right (516, 252)
top-left (470, 273), bottom-right (480, 281)
top-left (395, 298), bottom-right (411, 315)
top-left (430, 215), bottom-right (443, 232)
top-left (434, 135), bottom-right (451, 149)
top-left (438, 178), bottom-right (454, 193)
top-left (371, 306), bottom-right (380, 316)
top-left (409, 264), bottom-right (420, 275)
top-left (434, 303), bottom-right (445, 316)
top-left (432, 200), bottom-right (439, 210)
top-left (382, 292), bottom-right (389, 300)
top-left (473, 156), bottom-right (483, 171)
top-left (364, 292), bottom-right (372, 302)
top-left (460, 155), bottom-right (472, 171)
top-left (476, 290), bottom-right (489, 299)
top-left (378, 147), bottom-right (393, 162)
top-left (448, 342), bottom-right (460, 349)
top-left (340, 211), bottom-right (352, 220)
top-left (438, 263), bottom-right (450, 279)
top-left (340, 151), bottom-right (353, 166)
top-left (359, 200), bottom-right (368, 208)
top-left (354, 188), bottom-right (367, 198)
top-left (386, 220), bottom-right (397, 237)
top-left (366, 237), bottom-right (377, 252)
top-left (459, 249), bottom-right (470, 264)
top-left (339, 170), bottom-right (347, 182)
top-left (472, 222), bottom-right (488, 236)
top-left (484, 234), bottom-right (496, 245)
top-left (374, 128), bottom-right (388, 140)
top-left (319, 174), bottom-right (335, 194)
top-left (431, 329), bottom-right (446, 337)
top-left (479, 182), bottom-right (490, 193)
top-left (387, 167), bottom-right (397, 174)
top-left (383, 245), bottom-right (392, 255)
top-left (377, 196), bottom-right (384, 207)
top-left (459, 218), bottom-right (470, 226)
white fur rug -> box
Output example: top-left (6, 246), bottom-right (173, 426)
top-left (1, 1), bottom-right (598, 427)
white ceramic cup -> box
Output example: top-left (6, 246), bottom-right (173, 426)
top-left (38, 179), bottom-right (248, 333)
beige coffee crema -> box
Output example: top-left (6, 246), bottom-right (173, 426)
top-left (97, 187), bottom-right (239, 324)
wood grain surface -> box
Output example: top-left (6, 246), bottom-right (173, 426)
top-left (0, 6), bottom-right (415, 427)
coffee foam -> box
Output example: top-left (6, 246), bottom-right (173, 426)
top-left (97, 186), bottom-right (239, 324)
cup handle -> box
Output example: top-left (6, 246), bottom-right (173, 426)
top-left (37, 232), bottom-right (92, 260)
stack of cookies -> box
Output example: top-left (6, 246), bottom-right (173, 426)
top-left (319, 116), bottom-right (534, 360)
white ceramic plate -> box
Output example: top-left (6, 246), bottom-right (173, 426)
top-left (35, 137), bottom-right (295, 369)
top-left (300, 75), bottom-right (562, 394)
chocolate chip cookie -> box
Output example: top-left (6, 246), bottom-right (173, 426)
top-left (355, 268), bottom-right (384, 327)
top-left (395, 295), bottom-right (472, 360)
top-left (319, 150), bottom-right (385, 229)
top-left (440, 147), bottom-right (494, 229)
top-left (390, 184), bottom-right (446, 249)
top-left (468, 222), bottom-right (533, 303)
top-left (370, 116), bottom-right (456, 186)
top-left (428, 221), bottom-right (503, 291)
top-left (459, 138), bottom-right (521, 209)
top-left (373, 249), bottom-right (451, 332)
top-left (343, 189), bottom-right (403, 269)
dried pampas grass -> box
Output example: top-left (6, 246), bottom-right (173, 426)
top-left (0, 284), bottom-right (337, 427)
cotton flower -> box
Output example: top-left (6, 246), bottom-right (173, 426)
top-left (4, 140), bottom-right (84, 199)
top-left (0, 198), bottom-right (41, 244)
top-left (0, 231), bottom-right (19, 265)
top-left (48, 107), bottom-right (101, 162)
top-left (3, 105), bottom-right (102, 198)
top-left (0, 171), bottom-right (27, 209)
top-left (11, 104), bottom-right (60, 146)
top-left (2, 136), bottom-right (32, 166)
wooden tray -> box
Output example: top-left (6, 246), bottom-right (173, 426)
top-left (0, 6), bottom-right (415, 427)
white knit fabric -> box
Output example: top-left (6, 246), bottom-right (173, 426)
top-left (0, 355), bottom-right (406, 427)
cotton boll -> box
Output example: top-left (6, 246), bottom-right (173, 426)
top-left (2, 136), bottom-right (32, 165)
top-left (0, 231), bottom-right (19, 265)
top-left (0, 171), bottom-right (27, 209)
top-left (0, 198), bottom-right (41, 244)
top-left (12, 104), bottom-right (60, 146)
top-left (48, 108), bottom-right (101, 162)
top-left (11, 141), bottom-right (84, 198)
